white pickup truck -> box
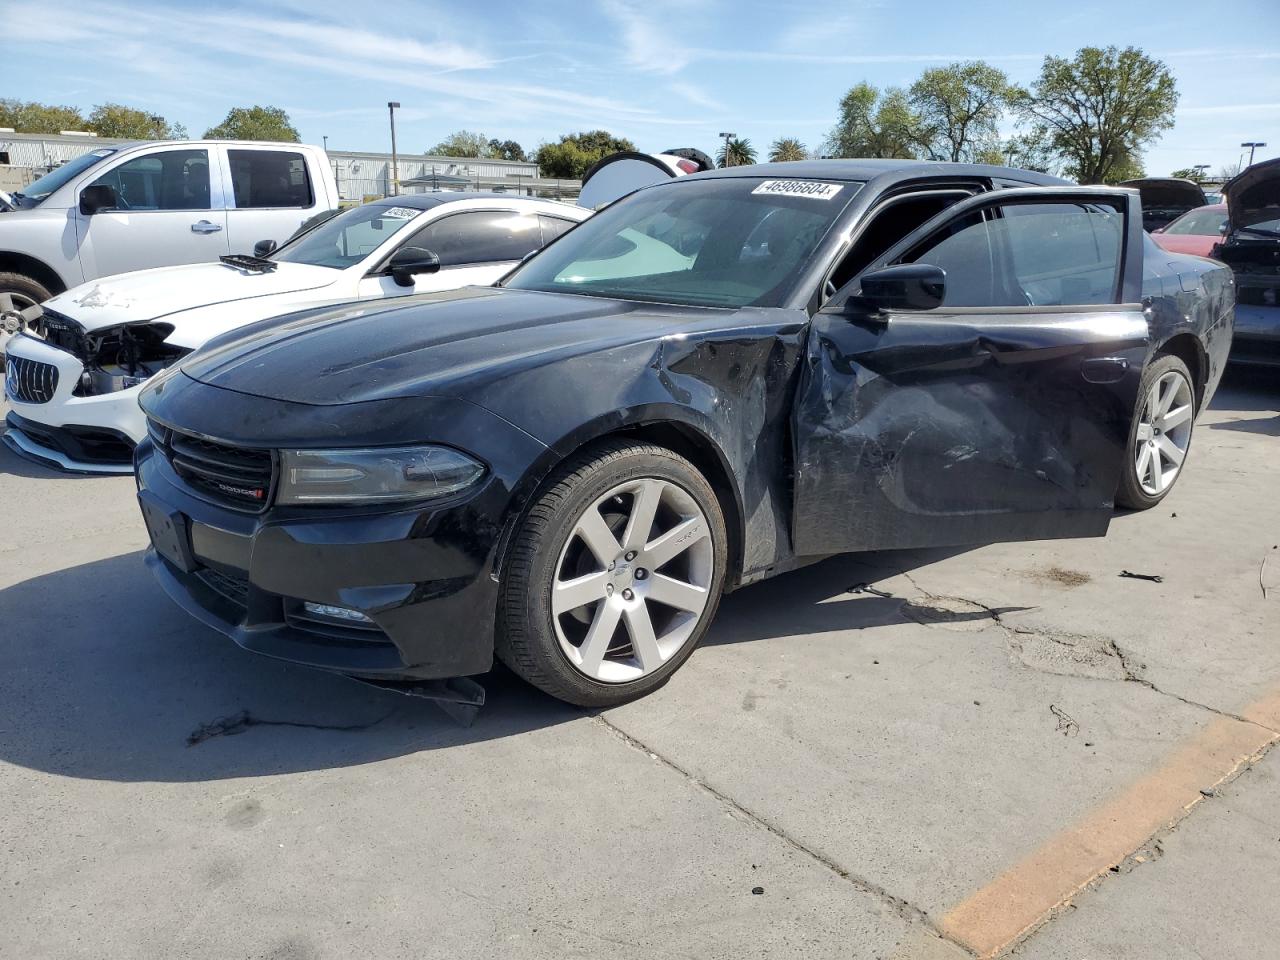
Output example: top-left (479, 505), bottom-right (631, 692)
top-left (0, 139), bottom-right (338, 342)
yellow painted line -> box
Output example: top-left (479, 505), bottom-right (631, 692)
top-left (939, 689), bottom-right (1280, 958)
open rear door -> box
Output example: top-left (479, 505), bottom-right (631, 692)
top-left (791, 187), bottom-right (1149, 556)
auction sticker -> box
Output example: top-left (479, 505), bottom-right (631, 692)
top-left (752, 180), bottom-right (843, 200)
top-left (381, 206), bottom-right (420, 219)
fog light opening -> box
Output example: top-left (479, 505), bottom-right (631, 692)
top-left (302, 602), bottom-right (373, 624)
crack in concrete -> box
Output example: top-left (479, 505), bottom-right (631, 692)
top-left (895, 570), bottom-right (1280, 737)
top-left (590, 713), bottom-right (977, 957)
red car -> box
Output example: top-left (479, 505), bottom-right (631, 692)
top-left (1151, 203), bottom-right (1228, 258)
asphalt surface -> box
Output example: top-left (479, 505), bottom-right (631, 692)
top-left (2, 365), bottom-right (1278, 959)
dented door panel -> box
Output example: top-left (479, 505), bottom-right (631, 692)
top-left (791, 306), bottom-right (1148, 556)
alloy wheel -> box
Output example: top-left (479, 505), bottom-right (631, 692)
top-left (1134, 369), bottom-right (1194, 496)
top-left (552, 477), bottom-right (714, 683)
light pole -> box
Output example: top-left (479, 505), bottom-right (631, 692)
top-left (1241, 141), bottom-right (1267, 168)
top-left (322, 135), bottom-right (329, 152)
top-left (719, 131), bottom-right (736, 168)
top-left (1192, 163), bottom-right (1209, 182)
top-left (388, 102), bottom-right (401, 196)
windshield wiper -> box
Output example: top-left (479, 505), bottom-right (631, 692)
top-left (1238, 225), bottom-right (1280, 239)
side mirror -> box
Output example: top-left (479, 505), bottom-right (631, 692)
top-left (854, 263), bottom-right (946, 312)
top-left (1218, 223), bottom-right (1229, 235)
top-left (78, 184), bottom-right (117, 216)
top-left (388, 246), bottom-right (441, 287)
top-left (253, 239), bottom-right (278, 258)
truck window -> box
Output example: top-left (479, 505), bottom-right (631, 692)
top-left (89, 149), bottom-right (211, 211)
top-left (228, 150), bottom-right (314, 209)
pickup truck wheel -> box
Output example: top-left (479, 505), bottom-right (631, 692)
top-left (0, 273), bottom-right (51, 366)
top-left (498, 440), bottom-right (727, 707)
top-left (1116, 353), bottom-right (1196, 510)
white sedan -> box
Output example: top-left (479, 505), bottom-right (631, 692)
top-left (2, 193), bottom-right (589, 473)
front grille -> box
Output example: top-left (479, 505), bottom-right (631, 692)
top-left (5, 354), bottom-right (59, 404)
top-left (150, 420), bottom-right (275, 510)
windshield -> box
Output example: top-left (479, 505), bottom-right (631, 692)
top-left (1164, 207), bottom-right (1227, 236)
top-left (504, 177), bottom-right (858, 308)
top-left (273, 203), bottom-right (427, 269)
top-left (20, 149), bottom-right (118, 203)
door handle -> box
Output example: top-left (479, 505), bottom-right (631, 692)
top-left (191, 220), bottom-right (223, 234)
top-left (1081, 357), bottom-right (1130, 384)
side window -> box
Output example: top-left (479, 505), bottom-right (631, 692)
top-left (899, 200), bottom-right (1124, 307)
top-left (828, 190), bottom-right (975, 293)
top-left (410, 211), bottom-right (543, 266)
top-left (539, 215), bottom-right (576, 245)
top-left (227, 150), bottom-right (314, 209)
top-left (90, 149), bottom-right (210, 211)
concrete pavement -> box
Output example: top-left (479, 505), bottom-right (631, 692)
top-left (1, 366), bottom-right (1278, 959)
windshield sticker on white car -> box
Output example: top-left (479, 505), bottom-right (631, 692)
top-left (752, 180), bottom-right (843, 200)
top-left (381, 206), bottom-right (420, 219)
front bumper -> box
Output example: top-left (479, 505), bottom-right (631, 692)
top-left (1231, 304), bottom-right (1280, 366)
top-left (3, 332), bottom-right (148, 471)
top-left (4, 411), bottom-right (136, 473)
top-left (135, 438), bottom-right (507, 681)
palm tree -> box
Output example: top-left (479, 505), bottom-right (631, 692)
top-left (768, 138), bottom-right (807, 162)
top-left (717, 137), bottom-right (758, 168)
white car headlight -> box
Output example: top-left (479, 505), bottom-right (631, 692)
top-left (278, 445), bottom-right (485, 505)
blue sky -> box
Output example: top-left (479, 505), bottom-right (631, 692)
top-left (6, 0), bottom-right (1279, 176)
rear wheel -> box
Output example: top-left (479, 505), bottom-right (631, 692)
top-left (1116, 353), bottom-right (1196, 510)
top-left (498, 440), bottom-right (727, 707)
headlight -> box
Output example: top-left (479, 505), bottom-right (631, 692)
top-left (277, 445), bottom-right (485, 505)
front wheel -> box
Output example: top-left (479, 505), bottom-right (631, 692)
top-left (498, 440), bottom-right (728, 707)
top-left (1115, 353), bottom-right (1196, 510)
top-left (0, 273), bottom-right (51, 366)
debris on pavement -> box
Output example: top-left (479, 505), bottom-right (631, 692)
top-left (1050, 704), bottom-right (1080, 737)
top-left (1119, 570), bottom-right (1164, 583)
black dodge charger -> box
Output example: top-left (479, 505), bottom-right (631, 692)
top-left (135, 160), bottom-right (1234, 707)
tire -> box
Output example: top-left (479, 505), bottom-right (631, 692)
top-left (498, 439), bottom-right (728, 707)
top-left (0, 272), bottom-right (53, 367)
top-left (1115, 353), bottom-right (1196, 510)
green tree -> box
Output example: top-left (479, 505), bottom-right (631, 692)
top-left (909, 61), bottom-right (1017, 163)
top-left (975, 132), bottom-right (1062, 174)
top-left (488, 138), bottom-right (527, 162)
top-left (0, 99), bottom-right (87, 133)
top-left (1015, 46), bottom-right (1178, 184)
top-left (88, 103), bottom-right (185, 139)
top-left (204, 105), bottom-right (300, 142)
top-left (1170, 166), bottom-right (1207, 182)
top-left (825, 83), bottom-right (924, 159)
top-left (429, 130), bottom-right (492, 158)
top-left (768, 137), bottom-right (807, 162)
top-left (718, 137), bottom-right (757, 167)
top-left (535, 130), bottom-right (636, 179)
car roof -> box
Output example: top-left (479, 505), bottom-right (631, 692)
top-left (363, 192), bottom-right (578, 212)
top-left (682, 158), bottom-right (1070, 187)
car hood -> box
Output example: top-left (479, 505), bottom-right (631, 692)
top-left (178, 286), bottom-right (744, 406)
top-left (44, 260), bottom-right (339, 331)
top-left (1121, 178), bottom-right (1207, 211)
top-left (1223, 157), bottom-right (1280, 232)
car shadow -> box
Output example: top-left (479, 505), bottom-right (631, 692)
top-left (0, 549), bottom-right (581, 783)
top-left (0, 545), bottom-right (989, 784)
top-left (704, 546), bottom-right (1016, 648)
